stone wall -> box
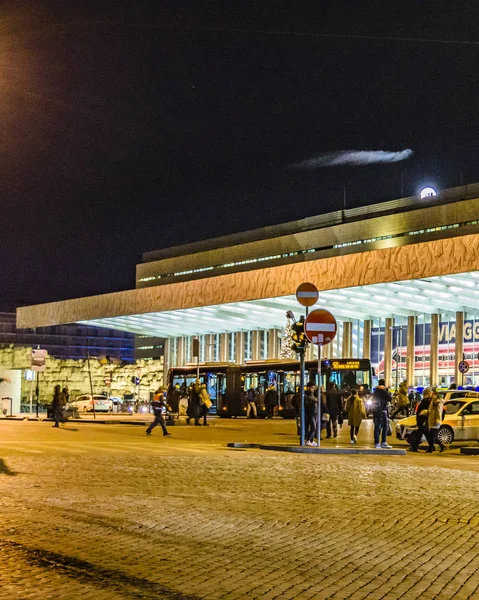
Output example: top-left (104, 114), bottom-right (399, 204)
top-left (0, 345), bottom-right (164, 405)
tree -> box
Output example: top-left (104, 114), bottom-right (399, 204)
top-left (279, 319), bottom-right (296, 359)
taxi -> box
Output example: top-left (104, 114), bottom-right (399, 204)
top-left (396, 391), bottom-right (479, 445)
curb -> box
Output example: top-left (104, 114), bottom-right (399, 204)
top-left (227, 442), bottom-right (406, 455)
top-left (260, 445), bottom-right (406, 455)
top-left (460, 447), bottom-right (479, 455)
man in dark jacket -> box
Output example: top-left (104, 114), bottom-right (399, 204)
top-left (187, 380), bottom-right (202, 425)
top-left (410, 388), bottom-right (432, 451)
top-left (264, 385), bottom-right (278, 419)
top-left (325, 382), bottom-right (343, 438)
top-left (372, 379), bottom-right (392, 449)
top-left (146, 389), bottom-right (171, 437)
top-left (304, 382), bottom-right (319, 446)
top-left (51, 385), bottom-right (67, 428)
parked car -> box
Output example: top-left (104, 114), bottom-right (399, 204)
top-left (69, 394), bottom-right (112, 413)
top-left (396, 392), bottom-right (479, 446)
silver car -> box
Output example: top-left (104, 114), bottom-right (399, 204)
top-left (69, 394), bottom-right (113, 413)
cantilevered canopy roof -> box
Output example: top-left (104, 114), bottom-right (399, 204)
top-left (17, 232), bottom-right (479, 336)
top-left (77, 272), bottom-right (479, 337)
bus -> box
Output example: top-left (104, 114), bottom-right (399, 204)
top-left (166, 358), bottom-right (373, 418)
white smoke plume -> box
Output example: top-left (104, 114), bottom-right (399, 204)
top-left (290, 149), bottom-right (413, 169)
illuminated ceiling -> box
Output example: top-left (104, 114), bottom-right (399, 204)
top-left (78, 272), bottom-right (479, 337)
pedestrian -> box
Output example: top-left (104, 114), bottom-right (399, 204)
top-left (304, 382), bottom-right (318, 446)
top-left (410, 388), bottom-right (432, 451)
top-left (371, 379), bottom-right (393, 449)
top-left (146, 388), bottom-right (171, 437)
top-left (264, 384), bottom-right (278, 419)
top-left (51, 384), bottom-right (67, 428)
top-left (390, 381), bottom-right (409, 420)
top-left (427, 391), bottom-right (445, 452)
top-left (246, 385), bottom-right (257, 418)
top-left (187, 379), bottom-right (202, 425)
top-left (346, 388), bottom-right (366, 444)
top-left (62, 385), bottom-right (70, 404)
top-left (199, 383), bottom-right (211, 426)
top-left (325, 382), bottom-right (343, 438)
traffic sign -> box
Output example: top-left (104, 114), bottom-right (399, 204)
top-left (304, 309), bottom-right (337, 346)
top-left (296, 282), bottom-right (319, 307)
top-left (458, 360), bottom-right (470, 374)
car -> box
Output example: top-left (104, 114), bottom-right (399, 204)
top-left (69, 394), bottom-right (113, 413)
top-left (396, 393), bottom-right (479, 446)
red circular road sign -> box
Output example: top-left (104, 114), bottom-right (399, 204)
top-left (304, 309), bottom-right (337, 346)
top-left (296, 282), bottom-right (319, 307)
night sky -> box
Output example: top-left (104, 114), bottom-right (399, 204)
top-left (1, 1), bottom-right (478, 309)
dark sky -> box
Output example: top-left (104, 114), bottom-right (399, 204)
top-left (1, 1), bottom-right (478, 308)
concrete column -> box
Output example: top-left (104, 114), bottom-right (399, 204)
top-left (203, 334), bottom-right (212, 362)
top-left (384, 318), bottom-right (393, 388)
top-left (342, 322), bottom-right (352, 358)
top-left (430, 314), bottom-right (439, 387)
top-left (322, 342), bottom-right (330, 359)
top-left (235, 332), bottom-right (245, 364)
top-left (267, 328), bottom-right (279, 359)
top-left (219, 333), bottom-right (229, 362)
top-left (455, 311), bottom-right (465, 385)
top-left (363, 320), bottom-right (372, 359)
top-left (251, 330), bottom-right (261, 361)
top-left (406, 316), bottom-right (416, 387)
top-left (162, 339), bottom-right (170, 386)
top-left (306, 341), bottom-right (315, 361)
top-left (177, 337), bottom-right (185, 367)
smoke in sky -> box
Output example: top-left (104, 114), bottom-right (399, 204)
top-left (289, 149), bottom-right (413, 169)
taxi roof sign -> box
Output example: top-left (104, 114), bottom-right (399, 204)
top-left (296, 282), bottom-right (319, 307)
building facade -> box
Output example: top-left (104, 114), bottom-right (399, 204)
top-left (17, 183), bottom-right (479, 389)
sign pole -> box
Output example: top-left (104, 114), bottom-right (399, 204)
top-left (35, 372), bottom-right (39, 418)
top-left (299, 349), bottom-right (305, 446)
top-left (87, 350), bottom-right (96, 419)
top-left (317, 344), bottom-right (322, 447)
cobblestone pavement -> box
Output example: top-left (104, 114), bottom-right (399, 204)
top-left (1, 418), bottom-right (479, 599)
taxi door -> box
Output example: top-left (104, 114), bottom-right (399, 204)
top-left (458, 401), bottom-right (479, 441)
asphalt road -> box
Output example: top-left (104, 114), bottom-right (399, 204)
top-left (1, 418), bottom-right (479, 599)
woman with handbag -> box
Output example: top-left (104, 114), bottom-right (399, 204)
top-left (199, 384), bottom-right (212, 426)
top-left (427, 390), bottom-right (445, 452)
top-left (346, 389), bottom-right (366, 445)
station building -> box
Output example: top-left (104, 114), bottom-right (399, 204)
top-left (17, 183), bottom-right (479, 389)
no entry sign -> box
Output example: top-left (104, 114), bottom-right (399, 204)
top-left (304, 309), bottom-right (337, 346)
top-left (296, 282), bottom-right (319, 307)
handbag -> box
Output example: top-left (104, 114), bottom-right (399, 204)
top-left (322, 412), bottom-right (330, 422)
top-left (204, 397), bottom-right (212, 409)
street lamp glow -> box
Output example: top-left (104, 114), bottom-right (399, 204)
top-left (420, 186), bottom-right (437, 199)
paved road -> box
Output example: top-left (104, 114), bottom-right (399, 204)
top-left (1, 418), bottom-right (479, 599)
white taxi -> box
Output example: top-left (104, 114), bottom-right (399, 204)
top-left (396, 391), bottom-right (479, 445)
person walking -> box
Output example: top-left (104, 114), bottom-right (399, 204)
top-left (198, 383), bottom-right (211, 426)
top-left (410, 388), bottom-right (432, 451)
top-left (51, 384), bottom-right (67, 428)
top-left (325, 382), bottom-right (343, 438)
top-left (427, 390), bottom-right (445, 452)
top-left (390, 381), bottom-right (409, 420)
top-left (146, 389), bottom-right (171, 437)
top-left (264, 384), bottom-right (278, 419)
top-left (346, 388), bottom-right (366, 444)
top-left (372, 379), bottom-right (392, 449)
top-left (304, 382), bottom-right (318, 446)
top-left (187, 379), bottom-right (202, 425)
top-left (246, 385), bottom-right (257, 418)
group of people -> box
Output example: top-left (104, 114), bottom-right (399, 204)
top-left (409, 387), bottom-right (445, 452)
top-left (246, 384), bottom-right (278, 418)
top-left (303, 382), bottom-right (376, 447)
